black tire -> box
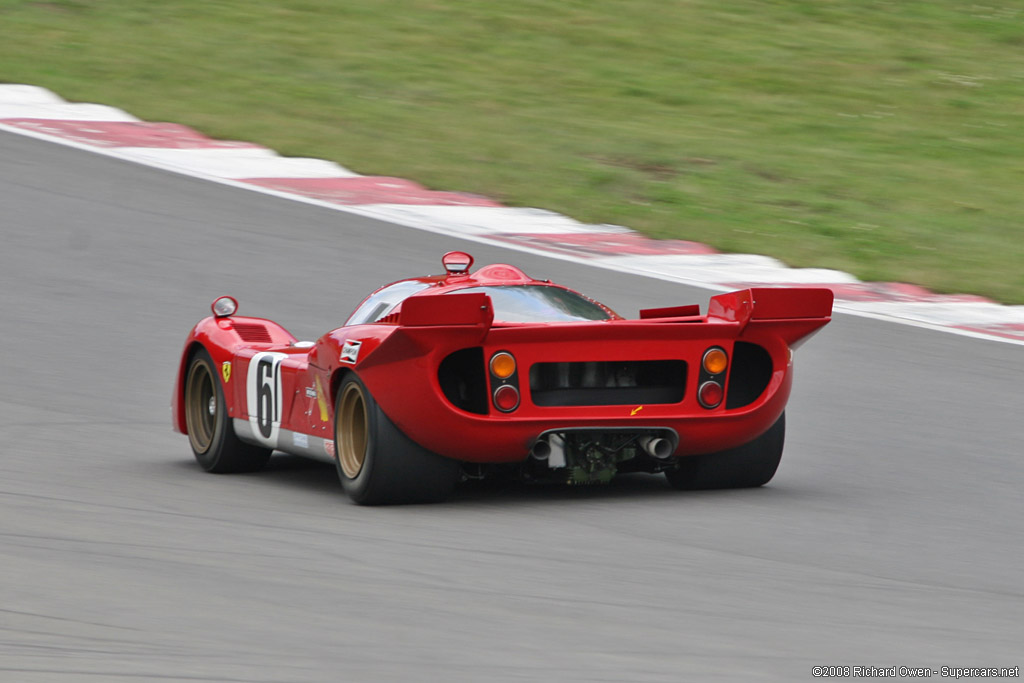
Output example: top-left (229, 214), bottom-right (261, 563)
top-left (665, 413), bottom-right (785, 490)
top-left (334, 374), bottom-right (461, 505)
top-left (184, 348), bottom-right (272, 473)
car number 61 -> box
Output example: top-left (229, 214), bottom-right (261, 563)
top-left (246, 351), bottom-right (287, 448)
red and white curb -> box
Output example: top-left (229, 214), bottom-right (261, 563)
top-left (3, 84), bottom-right (1023, 345)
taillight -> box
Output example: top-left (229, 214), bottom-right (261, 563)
top-left (698, 381), bottom-right (724, 409)
top-left (489, 351), bottom-right (516, 379)
top-left (493, 385), bottom-right (520, 412)
top-left (702, 347), bottom-right (728, 375)
top-left (698, 346), bottom-right (728, 409)
top-left (489, 351), bottom-right (520, 412)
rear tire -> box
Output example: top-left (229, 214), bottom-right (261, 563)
top-left (665, 413), bottom-right (785, 490)
top-left (184, 348), bottom-right (271, 473)
top-left (334, 374), bottom-right (460, 505)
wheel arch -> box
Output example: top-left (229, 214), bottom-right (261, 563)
top-left (331, 369), bottom-right (461, 504)
top-left (329, 367), bottom-right (356, 418)
top-left (172, 341), bottom-right (209, 434)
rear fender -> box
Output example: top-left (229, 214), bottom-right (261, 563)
top-left (341, 294), bottom-right (493, 439)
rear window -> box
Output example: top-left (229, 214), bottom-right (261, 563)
top-left (346, 280), bottom-right (431, 325)
top-left (451, 285), bottom-right (613, 323)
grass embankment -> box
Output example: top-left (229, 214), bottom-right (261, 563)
top-left (1, 1), bottom-right (1022, 302)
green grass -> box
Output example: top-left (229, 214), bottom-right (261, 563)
top-left (2, 0), bottom-right (1023, 302)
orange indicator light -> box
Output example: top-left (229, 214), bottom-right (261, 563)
top-left (702, 348), bottom-right (728, 375)
top-left (490, 352), bottom-right (516, 379)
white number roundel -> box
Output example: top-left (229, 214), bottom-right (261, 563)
top-left (246, 352), bottom-right (287, 448)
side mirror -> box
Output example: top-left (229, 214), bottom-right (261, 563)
top-left (211, 296), bottom-right (238, 318)
top-left (442, 251), bottom-right (474, 276)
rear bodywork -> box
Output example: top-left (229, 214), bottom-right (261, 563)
top-left (172, 261), bottom-right (832, 482)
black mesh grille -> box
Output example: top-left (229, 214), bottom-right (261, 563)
top-left (529, 360), bottom-right (686, 407)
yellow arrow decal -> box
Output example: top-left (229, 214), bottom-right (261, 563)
top-left (315, 375), bottom-right (330, 422)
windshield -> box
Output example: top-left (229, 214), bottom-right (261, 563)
top-left (346, 280), bottom-right (431, 325)
top-left (452, 285), bottom-right (613, 323)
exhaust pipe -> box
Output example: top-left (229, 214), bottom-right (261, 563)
top-left (640, 436), bottom-right (673, 459)
top-left (530, 439), bottom-right (552, 460)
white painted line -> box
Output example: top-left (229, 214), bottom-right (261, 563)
top-left (346, 204), bottom-right (632, 236)
top-left (0, 84), bottom-right (65, 105)
top-left (117, 147), bottom-right (360, 179)
top-left (598, 254), bottom-right (862, 286)
top-left (839, 301), bottom-right (1024, 326)
top-left (0, 102), bottom-right (140, 122)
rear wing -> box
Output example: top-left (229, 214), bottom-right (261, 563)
top-left (399, 291), bottom-right (494, 328)
top-left (359, 287), bottom-right (832, 371)
top-left (397, 287), bottom-right (832, 327)
top-left (709, 287), bottom-right (833, 346)
top-left (356, 293), bottom-right (494, 371)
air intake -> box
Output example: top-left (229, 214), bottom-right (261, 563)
top-left (231, 322), bottom-right (272, 343)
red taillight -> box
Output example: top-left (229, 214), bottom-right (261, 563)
top-left (493, 385), bottom-right (520, 412)
top-left (698, 381), bottom-right (723, 409)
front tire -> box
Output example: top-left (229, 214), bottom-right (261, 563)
top-left (184, 348), bottom-right (271, 473)
top-left (665, 413), bottom-right (785, 490)
top-left (334, 374), bottom-right (460, 505)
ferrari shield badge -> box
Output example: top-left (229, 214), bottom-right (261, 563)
top-left (221, 361), bottom-right (232, 383)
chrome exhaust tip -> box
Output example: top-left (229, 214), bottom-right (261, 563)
top-left (640, 436), bottom-right (673, 459)
top-left (530, 439), bottom-right (552, 460)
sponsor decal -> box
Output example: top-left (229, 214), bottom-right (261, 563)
top-left (221, 361), bottom-right (232, 383)
top-left (324, 439), bottom-right (335, 457)
top-left (340, 340), bottom-right (362, 364)
top-left (293, 432), bottom-right (309, 448)
top-left (315, 375), bottom-right (330, 422)
top-left (631, 405), bottom-right (644, 416)
top-left (305, 386), bottom-right (317, 399)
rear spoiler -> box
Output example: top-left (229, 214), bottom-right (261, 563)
top-left (399, 291), bottom-right (494, 327)
top-left (357, 293), bottom-right (494, 371)
top-left (709, 287), bottom-right (833, 346)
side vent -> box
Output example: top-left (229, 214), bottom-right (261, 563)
top-left (231, 322), bottom-right (272, 343)
top-left (438, 347), bottom-right (488, 415)
top-left (725, 342), bottom-right (773, 409)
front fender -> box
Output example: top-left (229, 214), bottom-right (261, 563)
top-left (171, 315), bottom-right (297, 434)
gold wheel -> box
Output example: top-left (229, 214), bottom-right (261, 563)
top-left (337, 381), bottom-right (369, 479)
top-left (185, 357), bottom-right (217, 455)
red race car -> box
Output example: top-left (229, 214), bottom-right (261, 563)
top-left (172, 251), bottom-right (832, 504)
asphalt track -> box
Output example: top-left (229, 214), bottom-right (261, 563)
top-left (2, 129), bottom-right (1022, 682)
